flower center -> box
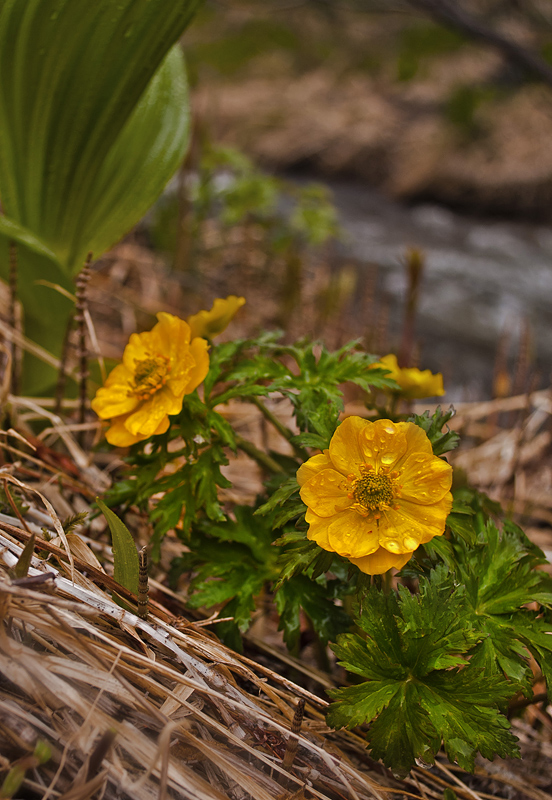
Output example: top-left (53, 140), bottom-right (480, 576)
top-left (349, 465), bottom-right (400, 518)
top-left (132, 355), bottom-right (171, 398)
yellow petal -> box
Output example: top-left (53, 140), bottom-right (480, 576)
top-left (376, 354), bottom-right (400, 380)
top-left (328, 416), bottom-right (371, 475)
top-left (91, 363), bottom-right (138, 419)
top-left (155, 312), bottom-right (192, 361)
top-left (123, 388), bottom-right (179, 438)
top-left (299, 468), bottom-right (352, 517)
top-left (185, 337), bottom-right (210, 393)
top-left (377, 493), bottom-right (452, 552)
top-left (165, 350), bottom-right (196, 398)
top-left (331, 418), bottom-right (409, 474)
top-left (305, 508), bottom-right (332, 550)
top-left (350, 547), bottom-right (413, 575)
top-left (105, 415), bottom-right (145, 447)
top-left (151, 415), bottom-right (171, 437)
top-left (396, 421), bottom-right (434, 459)
top-left (306, 508), bottom-right (380, 558)
top-left (399, 452), bottom-right (452, 505)
top-left (187, 296), bottom-right (246, 340)
top-left (376, 354), bottom-right (444, 398)
top-left (122, 329), bottom-right (156, 371)
top-left (325, 508), bottom-right (380, 558)
top-left (400, 367), bottom-right (444, 399)
top-left (297, 451), bottom-right (332, 486)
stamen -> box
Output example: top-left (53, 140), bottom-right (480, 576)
top-left (132, 355), bottom-right (171, 398)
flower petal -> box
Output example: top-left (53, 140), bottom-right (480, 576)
top-left (185, 337), bottom-right (210, 393)
top-left (328, 416), bottom-right (371, 475)
top-left (124, 387), bottom-right (180, 437)
top-left (396, 421), bottom-right (434, 460)
top-left (305, 508), bottom-right (332, 549)
top-left (306, 507), bottom-right (380, 558)
top-left (325, 508), bottom-right (380, 558)
top-left (105, 415), bottom-right (145, 447)
top-left (91, 363), bottom-right (138, 419)
top-left (297, 451), bottom-right (332, 486)
top-left (187, 296), bottom-right (246, 340)
top-left (377, 493), bottom-right (452, 552)
top-left (300, 468), bottom-right (352, 517)
top-left (375, 354), bottom-right (444, 398)
top-left (122, 329), bottom-right (155, 371)
top-left (155, 312), bottom-right (192, 360)
top-left (358, 419), bottom-right (408, 472)
top-left (398, 452), bottom-right (452, 505)
top-left (350, 547), bottom-right (413, 575)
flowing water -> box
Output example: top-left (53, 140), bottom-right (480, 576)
top-left (325, 179), bottom-right (552, 401)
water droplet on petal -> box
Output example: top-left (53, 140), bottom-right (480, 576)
top-left (381, 453), bottom-right (395, 466)
top-left (404, 536), bottom-right (419, 550)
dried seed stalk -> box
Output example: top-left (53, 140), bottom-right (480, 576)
top-left (74, 253), bottom-right (93, 446)
top-left (137, 545), bottom-right (149, 620)
top-left (282, 698), bottom-right (305, 769)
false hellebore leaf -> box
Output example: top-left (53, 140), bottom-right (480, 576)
top-left (0, 0), bottom-right (200, 390)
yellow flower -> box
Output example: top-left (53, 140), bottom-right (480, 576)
top-left (187, 295), bottom-right (246, 340)
top-left (91, 312), bottom-right (209, 447)
top-left (376, 354), bottom-right (444, 399)
top-left (297, 416), bottom-right (452, 574)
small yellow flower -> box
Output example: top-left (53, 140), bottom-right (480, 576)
top-left (376, 354), bottom-right (444, 399)
top-left (91, 312), bottom-right (209, 447)
top-left (187, 295), bottom-right (246, 340)
top-left (297, 416), bottom-right (452, 574)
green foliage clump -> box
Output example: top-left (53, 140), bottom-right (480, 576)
top-left (100, 337), bottom-right (552, 778)
top-left (103, 332), bottom-right (393, 649)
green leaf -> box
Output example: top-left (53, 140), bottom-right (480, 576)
top-left (275, 574), bottom-right (351, 650)
top-left (409, 406), bottom-right (460, 456)
top-left (327, 572), bottom-right (519, 775)
top-left (96, 497), bottom-right (138, 596)
top-left (291, 432), bottom-right (329, 450)
top-left (171, 506), bottom-right (278, 645)
top-left (446, 500), bottom-right (477, 545)
top-left (255, 477), bottom-right (300, 517)
top-left (450, 521), bottom-right (552, 686)
top-left (0, 0), bottom-right (199, 390)
top-left (0, 0), bottom-right (199, 270)
top-left (274, 532), bottom-right (335, 585)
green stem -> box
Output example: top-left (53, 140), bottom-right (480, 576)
top-left (251, 397), bottom-right (308, 460)
top-left (235, 435), bottom-right (285, 475)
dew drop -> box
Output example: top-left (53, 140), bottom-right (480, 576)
top-left (386, 540), bottom-right (400, 553)
top-left (404, 536), bottom-right (419, 550)
top-left (381, 453), bottom-right (395, 466)
top-left (415, 758), bottom-right (433, 770)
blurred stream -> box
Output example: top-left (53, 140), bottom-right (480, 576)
top-left (324, 179), bottom-right (552, 402)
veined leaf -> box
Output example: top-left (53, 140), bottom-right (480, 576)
top-left (0, 0), bottom-right (199, 270)
top-left (0, 0), bottom-right (199, 390)
top-left (97, 497), bottom-right (139, 596)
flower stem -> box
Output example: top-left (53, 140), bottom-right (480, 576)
top-left (251, 397), bottom-right (308, 459)
top-left (235, 435), bottom-right (286, 474)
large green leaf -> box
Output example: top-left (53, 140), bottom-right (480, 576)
top-left (0, 0), bottom-right (199, 271)
top-left (0, 0), bottom-right (200, 390)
